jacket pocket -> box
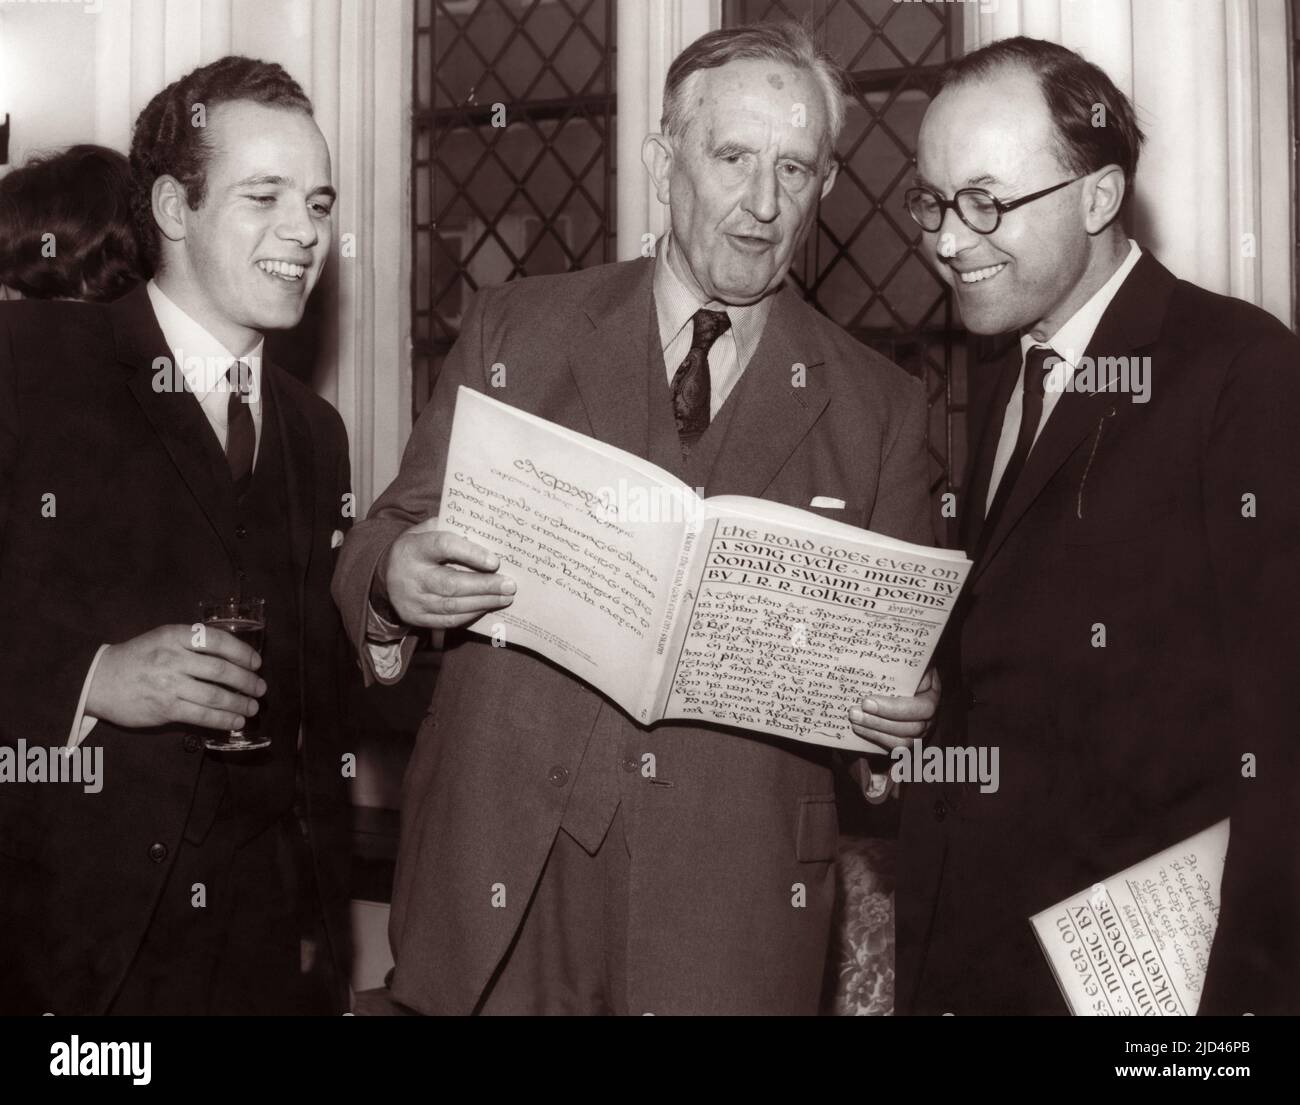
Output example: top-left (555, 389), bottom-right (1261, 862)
top-left (803, 499), bottom-right (866, 527)
top-left (795, 793), bottom-right (839, 862)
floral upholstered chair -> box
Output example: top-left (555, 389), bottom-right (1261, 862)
top-left (826, 836), bottom-right (896, 1015)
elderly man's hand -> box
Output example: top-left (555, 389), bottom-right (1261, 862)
top-left (847, 667), bottom-right (940, 751)
top-left (377, 520), bottom-right (516, 629)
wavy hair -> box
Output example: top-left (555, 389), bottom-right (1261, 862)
top-left (0, 144), bottom-right (144, 302)
top-left (128, 55), bottom-right (313, 274)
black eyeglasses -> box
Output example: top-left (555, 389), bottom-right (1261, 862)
top-left (904, 175), bottom-right (1086, 235)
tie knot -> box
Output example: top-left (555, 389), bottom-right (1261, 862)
top-left (690, 308), bottom-right (731, 352)
top-left (1023, 345), bottom-right (1057, 399)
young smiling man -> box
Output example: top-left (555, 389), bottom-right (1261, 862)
top-left (894, 37), bottom-right (1300, 1015)
top-left (0, 56), bottom-right (354, 1014)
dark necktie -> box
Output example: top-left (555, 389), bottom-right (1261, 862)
top-left (670, 307), bottom-right (731, 455)
top-left (225, 359), bottom-right (255, 495)
top-left (977, 344), bottom-right (1056, 558)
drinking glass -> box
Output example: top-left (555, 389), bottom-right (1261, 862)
top-left (199, 596), bottom-right (268, 751)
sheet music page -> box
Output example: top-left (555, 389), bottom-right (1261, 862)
top-left (439, 388), bottom-right (694, 716)
top-left (1030, 820), bottom-right (1230, 1016)
top-left (655, 496), bottom-right (971, 752)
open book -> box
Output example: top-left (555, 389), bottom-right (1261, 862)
top-left (438, 387), bottom-right (971, 753)
top-left (1030, 820), bottom-right (1230, 1015)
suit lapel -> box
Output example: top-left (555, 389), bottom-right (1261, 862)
top-left (114, 284), bottom-right (318, 585)
top-left (566, 259), bottom-right (656, 459)
top-left (970, 252), bottom-right (1176, 583)
top-left (114, 285), bottom-right (240, 564)
top-left (698, 286), bottom-right (829, 496)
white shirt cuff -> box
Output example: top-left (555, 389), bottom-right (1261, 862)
top-left (365, 601), bottom-right (406, 642)
top-left (69, 644), bottom-right (110, 749)
top-left (365, 601), bottom-right (414, 683)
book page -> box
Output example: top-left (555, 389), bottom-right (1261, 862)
top-left (1029, 820), bottom-right (1230, 1015)
top-left (657, 495), bottom-right (970, 753)
top-left (438, 388), bottom-right (695, 718)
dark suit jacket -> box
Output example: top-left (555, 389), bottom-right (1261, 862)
top-left (896, 251), bottom-right (1300, 1015)
top-left (0, 286), bottom-right (354, 1014)
top-left (332, 256), bottom-right (932, 1014)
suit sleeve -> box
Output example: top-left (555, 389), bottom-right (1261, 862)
top-left (1198, 325), bottom-right (1300, 1015)
top-left (0, 312), bottom-right (108, 745)
top-left (331, 284), bottom-right (498, 685)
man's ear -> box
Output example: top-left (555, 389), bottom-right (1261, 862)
top-left (151, 175), bottom-right (190, 245)
top-left (641, 133), bottom-right (674, 206)
top-left (1083, 163), bottom-right (1125, 234)
top-left (819, 158), bottom-right (839, 201)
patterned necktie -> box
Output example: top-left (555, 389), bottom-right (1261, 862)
top-left (670, 307), bottom-right (731, 455)
top-left (225, 359), bottom-right (255, 495)
top-left (977, 344), bottom-right (1056, 559)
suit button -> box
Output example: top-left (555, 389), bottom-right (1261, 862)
top-left (547, 766), bottom-right (569, 787)
top-left (964, 688), bottom-right (979, 710)
top-left (183, 734), bottom-right (202, 753)
top-left (621, 757), bottom-right (638, 773)
top-left (933, 799), bottom-right (948, 822)
top-left (236, 570), bottom-right (247, 583)
top-left (235, 525), bottom-right (248, 539)
top-left (148, 842), bottom-right (168, 863)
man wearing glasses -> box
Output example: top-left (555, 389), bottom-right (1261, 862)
top-left (894, 36), bottom-right (1300, 1014)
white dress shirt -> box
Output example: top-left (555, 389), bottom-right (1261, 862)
top-left (68, 280), bottom-right (266, 747)
top-left (147, 279), bottom-right (266, 460)
top-left (985, 240), bottom-right (1142, 514)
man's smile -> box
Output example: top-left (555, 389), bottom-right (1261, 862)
top-left (255, 258), bottom-right (310, 286)
top-left (951, 261), bottom-right (1008, 286)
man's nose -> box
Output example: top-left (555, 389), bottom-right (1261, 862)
top-left (277, 202), bottom-right (320, 249)
top-left (742, 166), bottom-right (780, 224)
top-left (933, 204), bottom-right (981, 261)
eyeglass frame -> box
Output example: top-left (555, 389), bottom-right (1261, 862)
top-left (904, 174), bottom-right (1088, 235)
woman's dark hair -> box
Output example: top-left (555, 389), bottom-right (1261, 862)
top-left (129, 55), bottom-right (313, 275)
top-left (0, 144), bottom-right (144, 302)
top-left (939, 36), bottom-right (1145, 193)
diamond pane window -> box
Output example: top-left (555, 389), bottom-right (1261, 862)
top-left (412, 0), bottom-right (617, 415)
top-left (725, 0), bottom-right (965, 535)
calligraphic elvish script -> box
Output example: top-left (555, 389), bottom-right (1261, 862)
top-left (658, 500), bottom-right (967, 749)
top-left (1030, 820), bottom-right (1230, 1015)
top-left (439, 388), bottom-right (971, 753)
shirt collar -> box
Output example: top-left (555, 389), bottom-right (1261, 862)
top-left (653, 233), bottom-right (773, 369)
top-left (146, 278), bottom-right (264, 402)
top-left (1020, 239), bottom-right (1142, 367)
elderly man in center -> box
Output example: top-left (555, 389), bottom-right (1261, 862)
top-left (334, 22), bottom-right (937, 1015)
